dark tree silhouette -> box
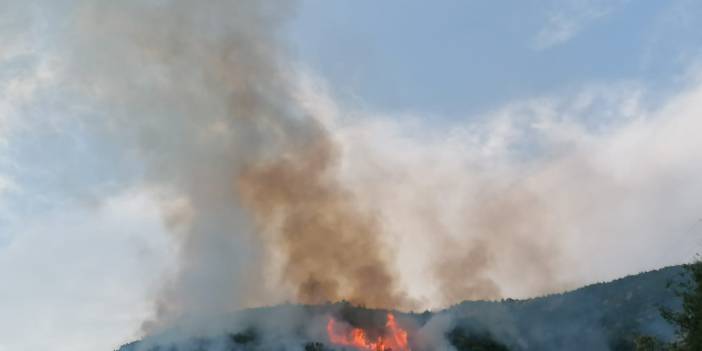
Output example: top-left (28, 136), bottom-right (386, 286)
top-left (661, 256), bottom-right (702, 351)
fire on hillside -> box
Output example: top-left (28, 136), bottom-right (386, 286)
top-left (326, 313), bottom-right (411, 351)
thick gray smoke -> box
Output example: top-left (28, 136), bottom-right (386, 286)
top-left (15, 0), bottom-right (702, 336)
top-left (65, 0), bottom-right (308, 326)
top-left (61, 0), bottom-right (413, 329)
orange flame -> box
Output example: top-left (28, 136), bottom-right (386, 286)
top-left (326, 313), bottom-right (411, 351)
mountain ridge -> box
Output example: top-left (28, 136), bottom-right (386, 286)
top-left (118, 265), bottom-right (685, 351)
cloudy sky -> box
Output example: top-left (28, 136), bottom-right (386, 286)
top-left (2, 1), bottom-right (702, 350)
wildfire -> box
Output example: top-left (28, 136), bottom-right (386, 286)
top-left (326, 313), bottom-right (411, 351)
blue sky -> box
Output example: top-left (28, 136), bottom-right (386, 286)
top-left (2, 1), bottom-right (702, 351)
top-left (289, 0), bottom-right (701, 116)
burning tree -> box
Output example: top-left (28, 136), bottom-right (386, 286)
top-left (326, 313), bottom-right (411, 351)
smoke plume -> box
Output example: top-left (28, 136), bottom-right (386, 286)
top-left (60, 0), bottom-right (412, 328)
top-left (238, 138), bottom-right (412, 308)
top-left (25, 0), bottom-right (702, 332)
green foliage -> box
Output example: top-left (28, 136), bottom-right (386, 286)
top-left (634, 335), bottom-right (666, 351)
top-left (661, 258), bottom-right (702, 351)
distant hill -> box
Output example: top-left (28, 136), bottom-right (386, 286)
top-left (442, 265), bottom-right (684, 350)
top-left (118, 265), bottom-right (685, 351)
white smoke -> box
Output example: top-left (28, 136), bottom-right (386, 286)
top-left (316, 77), bottom-right (702, 305)
top-left (2, 2), bottom-right (702, 350)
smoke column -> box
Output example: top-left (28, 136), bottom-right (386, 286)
top-left (59, 0), bottom-right (412, 328)
top-left (28, 0), bottom-right (702, 332)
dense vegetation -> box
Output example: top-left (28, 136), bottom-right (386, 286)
top-left (447, 327), bottom-right (509, 351)
top-left (636, 258), bottom-right (702, 351)
top-left (117, 266), bottom-right (685, 351)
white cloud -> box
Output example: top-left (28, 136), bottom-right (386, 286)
top-left (0, 189), bottom-right (175, 351)
top-left (298, 73), bottom-right (702, 305)
top-left (531, 0), bottom-right (627, 50)
top-left (0, 2), bottom-right (57, 142)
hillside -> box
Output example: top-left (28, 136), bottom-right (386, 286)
top-left (118, 266), bottom-right (685, 351)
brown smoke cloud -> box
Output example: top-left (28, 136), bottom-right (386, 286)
top-left (60, 0), bottom-right (576, 320)
top-left (330, 116), bottom-right (579, 304)
top-left (239, 138), bottom-right (412, 308)
top-left (431, 184), bottom-right (564, 304)
top-left (61, 0), bottom-right (414, 327)
top-left (7, 2), bottom-right (702, 349)
top-left (40, 0), bottom-right (702, 332)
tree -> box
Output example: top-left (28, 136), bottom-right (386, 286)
top-left (447, 327), bottom-right (509, 351)
top-left (634, 335), bottom-right (666, 351)
top-left (662, 257), bottom-right (702, 351)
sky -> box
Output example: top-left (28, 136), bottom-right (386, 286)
top-left (2, 1), bottom-right (702, 351)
